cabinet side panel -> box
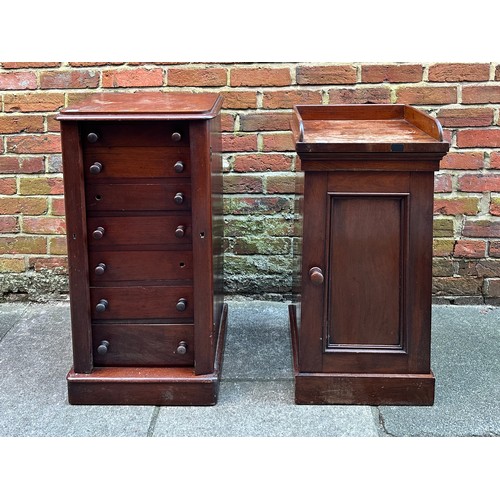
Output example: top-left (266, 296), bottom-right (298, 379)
top-left (60, 121), bottom-right (93, 373)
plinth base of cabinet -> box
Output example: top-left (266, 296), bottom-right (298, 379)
top-left (288, 305), bottom-right (435, 406)
top-left (67, 304), bottom-right (227, 406)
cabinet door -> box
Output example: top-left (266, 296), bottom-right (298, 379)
top-left (300, 171), bottom-right (433, 374)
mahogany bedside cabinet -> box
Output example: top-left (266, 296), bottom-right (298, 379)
top-left (57, 92), bottom-right (226, 405)
top-left (289, 104), bottom-right (449, 405)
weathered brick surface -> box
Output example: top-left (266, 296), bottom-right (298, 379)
top-left (0, 62), bottom-right (499, 301)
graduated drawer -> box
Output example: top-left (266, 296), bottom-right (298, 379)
top-left (90, 285), bottom-right (193, 320)
top-left (81, 121), bottom-right (189, 147)
top-left (87, 215), bottom-right (192, 246)
top-left (92, 323), bottom-right (194, 367)
top-left (89, 250), bottom-right (193, 283)
top-left (86, 181), bottom-right (191, 212)
top-left (83, 148), bottom-right (191, 179)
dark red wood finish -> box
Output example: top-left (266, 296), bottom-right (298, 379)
top-left (290, 104), bottom-right (448, 405)
top-left (58, 92), bottom-right (226, 405)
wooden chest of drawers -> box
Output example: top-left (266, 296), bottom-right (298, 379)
top-left (57, 92), bottom-right (226, 405)
top-left (290, 104), bottom-right (449, 405)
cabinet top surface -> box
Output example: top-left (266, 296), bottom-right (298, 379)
top-left (57, 92), bottom-right (223, 121)
top-left (293, 104), bottom-right (449, 155)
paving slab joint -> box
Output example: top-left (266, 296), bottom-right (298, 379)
top-left (371, 407), bottom-right (396, 437)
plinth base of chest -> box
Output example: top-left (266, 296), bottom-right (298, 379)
top-left (67, 304), bottom-right (227, 406)
top-left (289, 305), bottom-right (435, 406)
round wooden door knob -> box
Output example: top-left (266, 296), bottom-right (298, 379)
top-left (97, 340), bottom-right (110, 355)
top-left (92, 227), bottom-right (105, 239)
top-left (87, 132), bottom-right (99, 143)
top-left (176, 341), bottom-right (188, 355)
top-left (174, 161), bottom-right (184, 173)
top-left (89, 161), bottom-right (103, 174)
top-left (94, 263), bottom-right (106, 275)
top-left (171, 132), bottom-right (182, 142)
top-left (95, 299), bottom-right (109, 313)
top-left (309, 266), bottom-right (324, 285)
top-left (175, 225), bottom-right (186, 238)
top-left (176, 298), bottom-right (187, 311)
top-left (174, 192), bottom-right (185, 205)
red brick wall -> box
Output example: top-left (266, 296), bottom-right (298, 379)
top-left (1, 62), bottom-right (499, 304)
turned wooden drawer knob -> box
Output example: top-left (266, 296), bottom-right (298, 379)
top-left (174, 192), bottom-right (185, 205)
top-left (175, 225), bottom-right (186, 238)
top-left (176, 341), bottom-right (188, 355)
top-left (174, 161), bottom-right (184, 173)
top-left (89, 161), bottom-right (103, 174)
top-left (92, 226), bottom-right (105, 239)
top-left (95, 299), bottom-right (109, 313)
top-left (97, 340), bottom-right (110, 355)
top-left (94, 263), bottom-right (106, 275)
top-left (171, 132), bottom-right (182, 142)
top-left (87, 132), bottom-right (99, 143)
top-left (176, 298), bottom-right (187, 311)
top-left (309, 266), bottom-right (324, 285)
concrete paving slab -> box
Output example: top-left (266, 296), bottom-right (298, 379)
top-left (0, 303), bottom-right (154, 437)
top-left (379, 305), bottom-right (500, 436)
top-left (0, 302), bottom-right (28, 341)
top-left (153, 380), bottom-right (379, 437)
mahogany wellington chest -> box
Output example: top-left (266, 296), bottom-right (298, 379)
top-left (57, 92), bottom-right (226, 405)
top-left (289, 104), bottom-right (449, 405)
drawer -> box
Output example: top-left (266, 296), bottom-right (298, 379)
top-left (92, 323), bottom-right (194, 367)
top-left (83, 148), bottom-right (191, 179)
top-left (90, 285), bottom-right (193, 320)
top-left (89, 250), bottom-right (193, 283)
top-left (81, 121), bottom-right (189, 147)
top-left (87, 215), bottom-right (192, 246)
top-left (86, 181), bottom-right (191, 212)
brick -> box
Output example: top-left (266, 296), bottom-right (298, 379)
top-left (233, 236), bottom-right (291, 255)
top-left (266, 174), bottom-right (297, 194)
top-left (361, 64), bottom-right (422, 83)
top-left (437, 108), bottom-right (494, 128)
top-left (40, 69), bottom-right (99, 89)
top-left (50, 197), bottom-right (65, 216)
top-left (0, 178), bottom-right (16, 195)
top-left (2, 62), bottom-right (60, 68)
top-left (454, 239), bottom-right (487, 258)
top-left (484, 278), bottom-right (500, 297)
top-left (224, 216), bottom-right (294, 237)
top-left (46, 114), bottom-right (61, 132)
top-left (233, 154), bottom-right (293, 172)
top-left (428, 63), bottom-right (490, 82)
top-left (230, 67), bottom-right (290, 87)
top-left (220, 91), bottom-right (257, 109)
top-left (262, 132), bottom-right (295, 152)
top-left (456, 129), bottom-right (500, 148)
top-left (222, 134), bottom-right (258, 152)
top-left (3, 93), bottom-right (65, 112)
top-left (239, 112), bottom-right (293, 132)
top-left (223, 174), bottom-right (263, 193)
top-left (0, 115), bottom-right (44, 133)
top-left (0, 71), bottom-right (37, 90)
top-left (7, 134), bottom-right (61, 154)
top-left (48, 235), bottom-right (67, 255)
top-left (439, 152), bottom-right (484, 170)
top-left (262, 90), bottom-right (322, 109)
top-left (489, 241), bottom-right (500, 257)
top-left (433, 238), bottom-right (454, 256)
top-left (47, 155), bottom-right (63, 173)
top-left (434, 174), bottom-right (452, 193)
top-left (433, 196), bottom-right (480, 215)
top-left (0, 257), bottom-right (25, 272)
top-left (296, 64), bottom-right (356, 84)
top-left (221, 113), bottom-right (236, 132)
top-left (490, 196), bottom-right (500, 216)
top-left (0, 196), bottom-right (48, 215)
top-left (18, 177), bottom-right (64, 195)
top-left (491, 152), bottom-right (500, 169)
top-left (0, 235), bottom-right (46, 254)
top-left (328, 87), bottom-right (391, 104)
top-left (432, 276), bottom-right (483, 296)
top-left (396, 86), bottom-right (457, 105)
top-left (433, 218), bottom-right (454, 237)
top-left (0, 156), bottom-right (44, 174)
top-left (0, 216), bottom-right (19, 232)
top-left (28, 257), bottom-right (68, 272)
top-left (459, 259), bottom-right (500, 278)
top-left (224, 196), bottom-right (293, 215)
top-left (69, 62), bottom-right (123, 67)
top-left (23, 216), bottom-right (66, 234)
top-left (462, 85), bottom-right (500, 104)
top-left (168, 67), bottom-right (227, 87)
top-left (463, 220), bottom-right (500, 237)
top-left (432, 258), bottom-right (455, 277)
top-left (458, 173), bottom-right (500, 192)
top-left (102, 68), bottom-right (163, 87)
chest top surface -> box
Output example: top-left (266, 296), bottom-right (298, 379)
top-left (57, 92), bottom-right (223, 121)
